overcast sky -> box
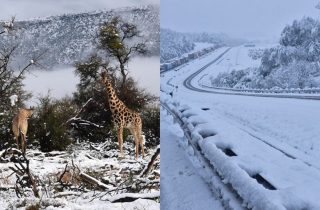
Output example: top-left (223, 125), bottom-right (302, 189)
top-left (161, 0), bottom-right (320, 40)
top-left (1, 0), bottom-right (159, 20)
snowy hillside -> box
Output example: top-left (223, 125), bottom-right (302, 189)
top-left (160, 28), bottom-right (244, 63)
top-left (160, 28), bottom-right (195, 63)
top-left (0, 5), bottom-right (159, 67)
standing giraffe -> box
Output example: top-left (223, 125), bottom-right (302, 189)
top-left (100, 71), bottom-right (145, 159)
top-left (12, 107), bottom-right (34, 155)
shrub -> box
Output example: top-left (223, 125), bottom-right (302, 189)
top-left (28, 95), bottom-right (76, 152)
top-left (141, 105), bottom-right (160, 147)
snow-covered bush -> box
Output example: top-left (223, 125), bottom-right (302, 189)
top-left (211, 69), bottom-right (251, 88)
top-left (248, 48), bottom-right (264, 60)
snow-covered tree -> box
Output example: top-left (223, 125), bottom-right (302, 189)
top-left (215, 16), bottom-right (320, 90)
top-left (160, 28), bottom-right (195, 62)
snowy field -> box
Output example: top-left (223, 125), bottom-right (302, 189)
top-left (0, 141), bottom-right (160, 209)
top-left (161, 44), bottom-right (320, 209)
top-left (194, 43), bottom-right (275, 83)
top-left (23, 56), bottom-right (159, 105)
top-left (188, 42), bottom-right (215, 54)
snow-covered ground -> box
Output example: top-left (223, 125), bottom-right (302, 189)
top-left (191, 42), bottom-right (215, 53)
top-left (0, 141), bottom-right (160, 209)
top-left (160, 110), bottom-right (224, 210)
top-left (201, 44), bottom-right (262, 78)
top-left (161, 44), bottom-right (320, 209)
top-left (196, 43), bottom-right (274, 81)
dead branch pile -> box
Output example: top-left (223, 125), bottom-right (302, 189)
top-left (1, 148), bottom-right (39, 198)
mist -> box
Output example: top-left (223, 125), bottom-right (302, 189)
top-left (161, 0), bottom-right (320, 40)
top-left (23, 56), bottom-right (159, 105)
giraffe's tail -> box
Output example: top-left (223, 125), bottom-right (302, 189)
top-left (141, 134), bottom-right (145, 145)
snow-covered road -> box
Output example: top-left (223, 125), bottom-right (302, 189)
top-left (161, 45), bottom-right (320, 209)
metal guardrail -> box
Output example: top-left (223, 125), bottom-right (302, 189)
top-left (161, 101), bottom-right (247, 210)
top-left (199, 78), bottom-right (320, 95)
top-left (161, 100), bottom-right (286, 210)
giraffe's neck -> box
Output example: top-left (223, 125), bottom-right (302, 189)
top-left (104, 80), bottom-right (124, 113)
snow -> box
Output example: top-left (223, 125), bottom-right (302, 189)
top-left (185, 42), bottom-right (214, 55)
top-left (160, 110), bottom-right (224, 210)
top-left (9, 94), bottom-right (18, 106)
top-left (6, 197), bottom-right (158, 210)
top-left (0, 142), bottom-right (159, 209)
top-left (195, 43), bottom-right (275, 85)
top-left (161, 44), bottom-right (320, 209)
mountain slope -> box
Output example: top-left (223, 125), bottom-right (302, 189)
top-left (0, 5), bottom-right (159, 68)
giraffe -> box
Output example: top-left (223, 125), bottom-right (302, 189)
top-left (12, 107), bottom-right (34, 155)
top-left (100, 71), bottom-right (145, 159)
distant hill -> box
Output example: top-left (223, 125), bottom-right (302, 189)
top-left (160, 28), bottom-right (195, 63)
top-left (0, 5), bottom-right (159, 68)
top-left (160, 28), bottom-right (244, 63)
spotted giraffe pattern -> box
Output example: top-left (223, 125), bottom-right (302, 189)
top-left (101, 71), bottom-right (145, 159)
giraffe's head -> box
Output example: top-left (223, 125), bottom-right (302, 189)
top-left (100, 71), bottom-right (110, 84)
top-left (21, 106), bottom-right (34, 118)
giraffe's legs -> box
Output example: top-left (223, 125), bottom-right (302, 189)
top-left (137, 126), bottom-right (145, 158)
top-left (117, 127), bottom-right (124, 158)
top-left (130, 128), bottom-right (139, 160)
top-left (14, 135), bottom-right (20, 150)
top-left (21, 132), bottom-right (26, 155)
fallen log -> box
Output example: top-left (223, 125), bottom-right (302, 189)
top-left (140, 146), bottom-right (160, 177)
top-left (0, 148), bottom-right (23, 161)
top-left (0, 185), bottom-right (15, 191)
top-left (79, 172), bottom-right (112, 190)
top-left (53, 191), bottom-right (82, 198)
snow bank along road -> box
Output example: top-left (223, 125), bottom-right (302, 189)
top-left (161, 108), bottom-right (224, 210)
top-left (161, 46), bottom-right (320, 209)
